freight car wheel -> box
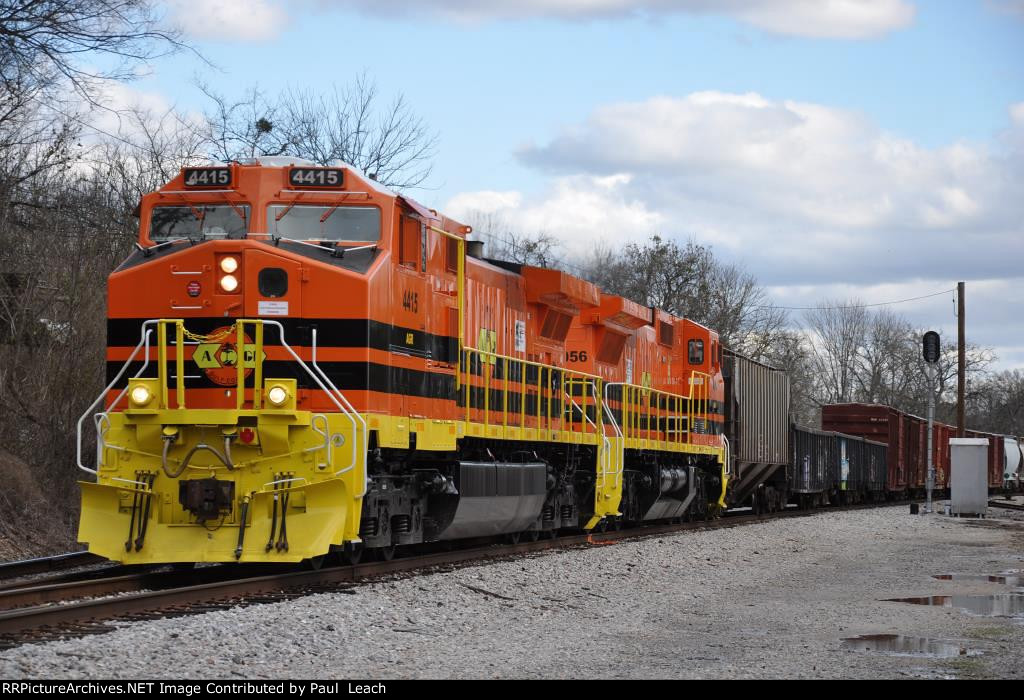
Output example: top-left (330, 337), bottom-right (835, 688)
top-left (506, 532), bottom-right (522, 545)
top-left (525, 529), bottom-right (540, 542)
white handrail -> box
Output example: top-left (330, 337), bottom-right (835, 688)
top-left (77, 320), bottom-right (367, 498)
top-left (309, 327), bottom-right (367, 493)
top-left (77, 323), bottom-right (158, 475)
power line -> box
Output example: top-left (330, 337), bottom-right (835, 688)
top-left (760, 288), bottom-right (955, 311)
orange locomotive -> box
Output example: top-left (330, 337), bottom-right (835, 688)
top-left (77, 158), bottom-right (727, 564)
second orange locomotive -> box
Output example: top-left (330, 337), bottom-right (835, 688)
top-left (78, 157), bottom-right (727, 564)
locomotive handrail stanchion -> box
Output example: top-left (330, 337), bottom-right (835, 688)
top-left (484, 348), bottom-right (490, 430)
top-left (157, 321), bottom-right (168, 409)
top-left (535, 363), bottom-right (541, 429)
top-left (503, 357), bottom-right (509, 429)
top-left (235, 321), bottom-right (245, 410)
top-left (519, 357), bottom-right (526, 429)
top-left (252, 321), bottom-right (264, 410)
top-left (175, 320), bottom-right (186, 409)
top-left (546, 366), bottom-right (552, 433)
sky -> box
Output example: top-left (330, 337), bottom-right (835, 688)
top-left (98, 0), bottom-right (1023, 368)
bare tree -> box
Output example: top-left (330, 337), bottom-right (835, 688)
top-left (464, 211), bottom-right (562, 267)
top-left (0, 0), bottom-right (187, 107)
top-left (804, 301), bottom-right (869, 404)
top-left (583, 234), bottom-right (787, 358)
top-left (199, 74), bottom-right (439, 189)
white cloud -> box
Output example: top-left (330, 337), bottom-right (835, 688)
top-left (165, 0), bottom-right (288, 41)
top-left (446, 190), bottom-right (522, 215)
top-left (445, 175), bottom-right (664, 258)
top-left (518, 92), bottom-right (1022, 237)
top-left (446, 91), bottom-right (1024, 366)
top-left (336, 0), bottom-right (915, 38)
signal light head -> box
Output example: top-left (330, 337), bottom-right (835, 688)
top-left (220, 274), bottom-right (239, 292)
top-left (267, 384), bottom-right (289, 407)
top-left (220, 256), bottom-right (239, 274)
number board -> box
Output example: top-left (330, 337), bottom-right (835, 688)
top-left (288, 167), bottom-right (344, 188)
top-left (183, 167), bottom-right (232, 188)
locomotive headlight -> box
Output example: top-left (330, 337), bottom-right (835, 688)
top-left (267, 384), bottom-right (289, 407)
top-left (220, 256), bottom-right (239, 274)
top-left (220, 274), bottom-right (239, 292)
top-left (130, 384), bottom-right (152, 406)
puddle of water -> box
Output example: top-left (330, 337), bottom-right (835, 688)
top-left (888, 594), bottom-right (1024, 617)
top-left (933, 574), bottom-right (1024, 587)
top-left (842, 634), bottom-right (976, 659)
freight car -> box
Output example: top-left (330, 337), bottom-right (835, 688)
top-left (1004, 437), bottom-right (1022, 491)
top-left (721, 350), bottom-right (790, 514)
top-left (824, 403), bottom-right (1023, 498)
top-left (76, 158), bottom-right (732, 565)
top-left (789, 426), bottom-right (886, 509)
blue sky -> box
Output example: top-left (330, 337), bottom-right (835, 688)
top-left (104, 1), bottom-right (1024, 367)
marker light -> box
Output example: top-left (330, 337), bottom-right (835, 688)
top-left (220, 256), bottom-right (239, 274)
top-left (220, 274), bottom-right (239, 292)
top-left (130, 385), bottom-right (152, 406)
top-left (267, 384), bottom-right (289, 407)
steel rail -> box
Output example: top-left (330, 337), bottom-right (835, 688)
top-left (0, 552), bottom-right (104, 581)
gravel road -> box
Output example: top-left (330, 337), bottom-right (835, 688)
top-left (2, 504), bottom-right (1022, 679)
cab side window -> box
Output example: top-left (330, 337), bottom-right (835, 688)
top-left (688, 339), bottom-right (704, 365)
top-left (399, 215), bottom-right (420, 269)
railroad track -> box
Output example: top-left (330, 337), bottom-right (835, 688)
top-left (989, 499), bottom-right (1024, 512)
top-left (0, 504), bottom-right (885, 649)
top-left (0, 552), bottom-right (105, 581)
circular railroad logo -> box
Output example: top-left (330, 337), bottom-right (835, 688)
top-left (191, 326), bottom-right (264, 386)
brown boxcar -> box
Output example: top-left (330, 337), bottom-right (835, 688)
top-left (967, 430), bottom-right (1006, 488)
top-left (932, 422), bottom-right (953, 489)
top-left (905, 415), bottom-right (927, 491)
top-left (822, 403), bottom-right (907, 495)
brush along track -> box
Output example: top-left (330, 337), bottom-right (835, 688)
top-left (0, 504), bottom-right (888, 648)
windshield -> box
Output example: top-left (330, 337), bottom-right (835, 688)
top-left (268, 204), bottom-right (380, 242)
top-left (149, 205), bottom-right (249, 242)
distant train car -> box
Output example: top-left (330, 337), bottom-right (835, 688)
top-left (965, 430), bottom-right (1005, 489)
top-left (790, 426), bottom-right (886, 508)
top-left (822, 404), bottom-right (907, 496)
top-left (1003, 437), bottom-right (1022, 491)
top-left (722, 350), bottom-right (790, 513)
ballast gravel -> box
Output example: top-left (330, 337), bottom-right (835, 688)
top-left (2, 505), bottom-right (1023, 680)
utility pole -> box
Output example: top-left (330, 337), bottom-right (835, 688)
top-left (957, 281), bottom-right (965, 438)
top-left (923, 331), bottom-right (940, 514)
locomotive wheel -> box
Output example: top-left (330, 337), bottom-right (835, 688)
top-left (525, 529), bottom-right (540, 542)
top-left (506, 531), bottom-right (522, 545)
top-left (305, 554), bottom-right (327, 571)
top-left (377, 545), bottom-right (397, 562)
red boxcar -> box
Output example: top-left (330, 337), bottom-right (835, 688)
top-left (822, 404), bottom-right (906, 494)
top-left (905, 415), bottom-right (927, 491)
top-left (932, 422), bottom-right (952, 489)
top-left (966, 429), bottom-right (1005, 488)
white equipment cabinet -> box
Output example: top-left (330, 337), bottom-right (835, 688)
top-left (950, 438), bottom-right (989, 517)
